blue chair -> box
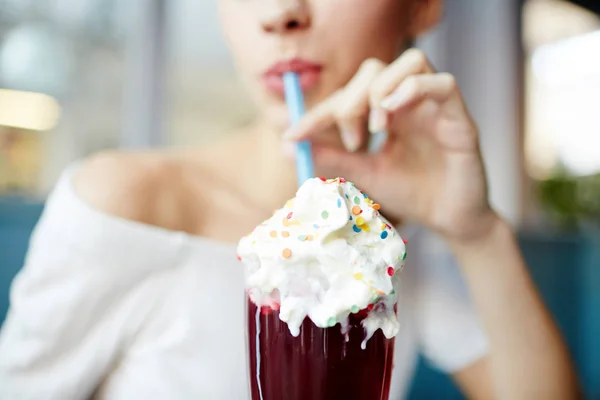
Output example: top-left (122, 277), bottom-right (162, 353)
top-left (408, 230), bottom-right (600, 399)
top-left (0, 198), bottom-right (44, 324)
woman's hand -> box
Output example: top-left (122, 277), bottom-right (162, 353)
top-left (284, 48), bottom-right (499, 244)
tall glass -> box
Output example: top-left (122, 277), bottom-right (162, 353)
top-left (247, 299), bottom-right (395, 400)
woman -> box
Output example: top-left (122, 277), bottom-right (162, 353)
top-left (0, 0), bottom-right (580, 399)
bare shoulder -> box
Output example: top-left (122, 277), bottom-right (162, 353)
top-left (73, 151), bottom-right (186, 228)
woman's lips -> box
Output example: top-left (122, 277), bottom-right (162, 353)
top-left (262, 58), bottom-right (323, 95)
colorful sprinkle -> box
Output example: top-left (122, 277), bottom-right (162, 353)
top-left (387, 267), bottom-right (395, 276)
top-left (319, 176), bottom-right (326, 181)
top-left (351, 206), bottom-right (362, 215)
top-left (381, 223), bottom-right (386, 230)
top-left (307, 235), bottom-right (314, 241)
top-left (286, 212), bottom-right (293, 219)
top-left (298, 235), bottom-right (307, 241)
top-left (386, 224), bottom-right (392, 230)
top-left (321, 210), bottom-right (329, 219)
top-left (352, 224), bottom-right (361, 233)
top-left (236, 254), bottom-right (242, 261)
top-left (356, 216), bottom-right (370, 232)
top-left (349, 216), bottom-right (353, 221)
top-left (282, 248), bottom-right (292, 258)
top-left (283, 219), bottom-right (300, 227)
top-left (376, 289), bottom-right (386, 295)
top-left (373, 203), bottom-right (381, 210)
top-left (337, 198), bottom-right (342, 208)
top-left (353, 196), bottom-right (360, 205)
top-left (282, 231), bottom-right (290, 238)
top-left (363, 193), bottom-right (368, 198)
top-left (345, 194), bottom-right (349, 199)
top-left (351, 305), bottom-right (360, 313)
top-left (402, 251), bottom-right (407, 260)
top-left (353, 272), bottom-right (364, 280)
top-left (380, 231), bottom-right (389, 239)
top-left (327, 317), bottom-right (337, 327)
top-left (269, 230), bottom-right (278, 238)
top-left (285, 199), bottom-right (294, 208)
top-left (367, 304), bottom-right (374, 311)
top-left (403, 238), bottom-right (408, 244)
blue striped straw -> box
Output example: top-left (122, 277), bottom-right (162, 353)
top-left (283, 72), bottom-right (315, 186)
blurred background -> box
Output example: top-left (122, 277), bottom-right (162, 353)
top-left (0, 0), bottom-right (598, 398)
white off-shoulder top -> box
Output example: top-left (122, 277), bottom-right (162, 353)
top-left (0, 165), bottom-right (488, 399)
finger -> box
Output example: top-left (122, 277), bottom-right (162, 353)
top-left (380, 73), bottom-right (458, 112)
top-left (283, 91), bottom-right (341, 141)
top-left (335, 58), bottom-right (386, 151)
top-left (368, 48), bottom-right (434, 133)
top-left (284, 58), bottom-right (385, 150)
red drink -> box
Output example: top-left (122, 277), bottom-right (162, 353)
top-left (247, 300), bottom-right (395, 400)
top-left (239, 177), bottom-right (407, 399)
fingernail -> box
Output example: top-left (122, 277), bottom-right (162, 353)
top-left (368, 130), bottom-right (388, 153)
top-left (283, 128), bottom-right (298, 140)
top-left (341, 129), bottom-right (359, 152)
top-left (282, 140), bottom-right (295, 159)
top-left (381, 86), bottom-right (411, 111)
top-left (369, 108), bottom-right (387, 134)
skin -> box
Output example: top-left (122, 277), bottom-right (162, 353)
top-left (75, 0), bottom-right (581, 398)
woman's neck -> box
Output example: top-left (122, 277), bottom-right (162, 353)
top-left (198, 120), bottom-right (299, 214)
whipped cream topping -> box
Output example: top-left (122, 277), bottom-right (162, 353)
top-left (237, 177), bottom-right (407, 343)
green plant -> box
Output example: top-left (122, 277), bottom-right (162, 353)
top-left (538, 173), bottom-right (600, 230)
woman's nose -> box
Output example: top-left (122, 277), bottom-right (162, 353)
top-left (260, 0), bottom-right (311, 34)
